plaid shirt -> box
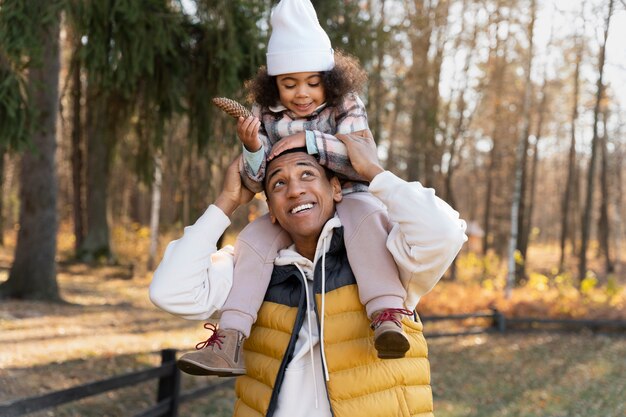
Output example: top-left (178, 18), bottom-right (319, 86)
top-left (241, 92), bottom-right (370, 193)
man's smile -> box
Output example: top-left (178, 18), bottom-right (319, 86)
top-left (290, 202), bottom-right (315, 215)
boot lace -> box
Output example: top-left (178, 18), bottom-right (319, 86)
top-left (195, 323), bottom-right (224, 350)
top-left (370, 308), bottom-right (414, 330)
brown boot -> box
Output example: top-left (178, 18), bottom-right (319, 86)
top-left (370, 308), bottom-right (413, 359)
top-left (177, 323), bottom-right (246, 376)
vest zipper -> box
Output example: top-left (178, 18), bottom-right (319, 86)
top-left (234, 334), bottom-right (243, 363)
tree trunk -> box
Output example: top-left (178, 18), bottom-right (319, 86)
top-left (368, 0), bottom-right (386, 142)
top-left (385, 78), bottom-right (404, 173)
top-left (523, 83), bottom-right (548, 271)
top-left (579, 0), bottom-right (613, 283)
top-left (507, 0), bottom-right (536, 296)
top-left (147, 152), bottom-right (163, 271)
top-left (70, 38), bottom-right (85, 254)
top-left (597, 108), bottom-right (613, 273)
top-left (513, 111), bottom-right (531, 284)
top-left (559, 22), bottom-right (583, 273)
top-left (520, 17), bottom-right (554, 281)
top-left (0, 146), bottom-right (5, 246)
top-left (0, 12), bottom-right (61, 301)
top-left (614, 142), bottom-right (624, 274)
top-left (482, 3), bottom-right (506, 256)
top-left (78, 86), bottom-right (113, 262)
top-left (406, 0), bottom-right (449, 187)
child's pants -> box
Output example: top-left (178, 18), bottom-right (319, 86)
top-left (219, 192), bottom-right (407, 337)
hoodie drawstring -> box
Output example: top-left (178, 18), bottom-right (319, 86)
top-left (294, 263), bottom-right (319, 409)
top-left (320, 235), bottom-right (330, 382)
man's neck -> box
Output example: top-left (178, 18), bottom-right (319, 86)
top-left (294, 240), bottom-right (317, 261)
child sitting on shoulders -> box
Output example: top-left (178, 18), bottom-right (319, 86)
top-left (177, 0), bottom-right (412, 377)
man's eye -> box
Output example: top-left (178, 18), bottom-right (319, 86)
top-left (302, 170), bottom-right (315, 178)
top-left (272, 180), bottom-right (285, 189)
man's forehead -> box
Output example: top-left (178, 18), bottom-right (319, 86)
top-left (266, 152), bottom-right (322, 176)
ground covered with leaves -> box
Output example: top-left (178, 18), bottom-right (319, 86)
top-left (1, 228), bottom-right (625, 417)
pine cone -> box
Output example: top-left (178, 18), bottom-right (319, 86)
top-left (212, 97), bottom-right (252, 119)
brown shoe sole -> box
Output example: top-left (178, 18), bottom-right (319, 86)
top-left (177, 358), bottom-right (246, 377)
top-left (375, 331), bottom-right (410, 359)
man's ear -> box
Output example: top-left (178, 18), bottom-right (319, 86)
top-left (331, 176), bottom-right (342, 203)
top-left (267, 205), bottom-right (277, 224)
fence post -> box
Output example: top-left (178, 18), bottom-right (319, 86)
top-left (491, 308), bottom-right (506, 333)
top-left (157, 349), bottom-right (181, 417)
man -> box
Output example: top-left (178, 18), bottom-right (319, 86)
top-left (150, 132), bottom-right (467, 417)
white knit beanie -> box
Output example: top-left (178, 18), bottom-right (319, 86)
top-left (266, 0), bottom-right (335, 76)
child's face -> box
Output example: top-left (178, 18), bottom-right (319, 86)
top-left (276, 72), bottom-right (326, 117)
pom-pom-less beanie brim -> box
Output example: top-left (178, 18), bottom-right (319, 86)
top-left (267, 49), bottom-right (334, 76)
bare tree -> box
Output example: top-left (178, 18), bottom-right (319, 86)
top-left (482, 1), bottom-right (508, 255)
top-left (597, 107), bottom-right (613, 273)
top-left (519, 9), bottom-right (556, 281)
top-left (147, 151), bottom-right (163, 271)
top-left (367, 0), bottom-right (387, 141)
top-left (559, 6), bottom-right (585, 273)
top-left (405, 0), bottom-right (450, 186)
top-left (579, 0), bottom-right (614, 283)
top-left (507, 0), bottom-right (536, 296)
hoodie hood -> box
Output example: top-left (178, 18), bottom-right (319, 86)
top-left (274, 214), bottom-right (341, 269)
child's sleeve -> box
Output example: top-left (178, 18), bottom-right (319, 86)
top-left (309, 93), bottom-right (369, 181)
top-left (241, 104), bottom-right (272, 193)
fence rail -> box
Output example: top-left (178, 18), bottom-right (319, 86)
top-left (2, 311), bottom-right (625, 416)
top-left (421, 309), bottom-right (626, 337)
top-left (0, 349), bottom-right (234, 417)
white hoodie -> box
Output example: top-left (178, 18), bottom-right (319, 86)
top-left (150, 170), bottom-right (467, 416)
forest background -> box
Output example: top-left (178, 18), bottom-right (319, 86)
top-left (1, 0), bottom-right (626, 416)
top-left (2, 0), bottom-right (624, 313)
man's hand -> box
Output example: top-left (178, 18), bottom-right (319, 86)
top-left (215, 155), bottom-right (255, 217)
top-left (335, 130), bottom-right (384, 182)
top-left (237, 116), bottom-right (262, 152)
top-left (268, 132), bottom-right (306, 160)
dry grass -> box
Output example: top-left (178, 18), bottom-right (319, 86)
top-left (1, 227), bottom-right (625, 416)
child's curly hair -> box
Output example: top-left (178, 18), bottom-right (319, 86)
top-left (246, 50), bottom-right (367, 109)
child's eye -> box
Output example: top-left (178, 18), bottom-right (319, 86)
top-left (284, 84), bottom-right (296, 89)
top-left (309, 82), bottom-right (320, 87)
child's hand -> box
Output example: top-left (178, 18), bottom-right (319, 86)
top-left (268, 132), bottom-right (306, 160)
top-left (237, 116), bottom-right (262, 152)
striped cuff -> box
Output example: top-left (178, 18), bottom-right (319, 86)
top-left (243, 144), bottom-right (265, 175)
top-left (305, 130), bottom-right (319, 155)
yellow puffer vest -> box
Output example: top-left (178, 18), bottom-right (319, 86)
top-left (233, 229), bottom-right (434, 417)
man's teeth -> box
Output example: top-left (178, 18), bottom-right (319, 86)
top-left (291, 203), bottom-right (314, 214)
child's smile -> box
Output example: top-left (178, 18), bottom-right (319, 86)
top-left (276, 72), bottom-right (326, 117)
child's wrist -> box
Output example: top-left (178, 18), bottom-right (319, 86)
top-left (243, 139), bottom-right (262, 152)
top-left (305, 130), bottom-right (318, 154)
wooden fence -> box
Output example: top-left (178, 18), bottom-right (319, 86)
top-left (2, 311), bottom-right (625, 416)
top-left (0, 349), bottom-right (234, 417)
top-left (422, 308), bottom-right (626, 337)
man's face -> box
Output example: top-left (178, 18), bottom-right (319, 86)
top-left (276, 72), bottom-right (326, 117)
top-left (265, 152), bottom-right (342, 245)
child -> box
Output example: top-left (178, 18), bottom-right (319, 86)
top-left (177, 0), bottom-right (412, 376)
